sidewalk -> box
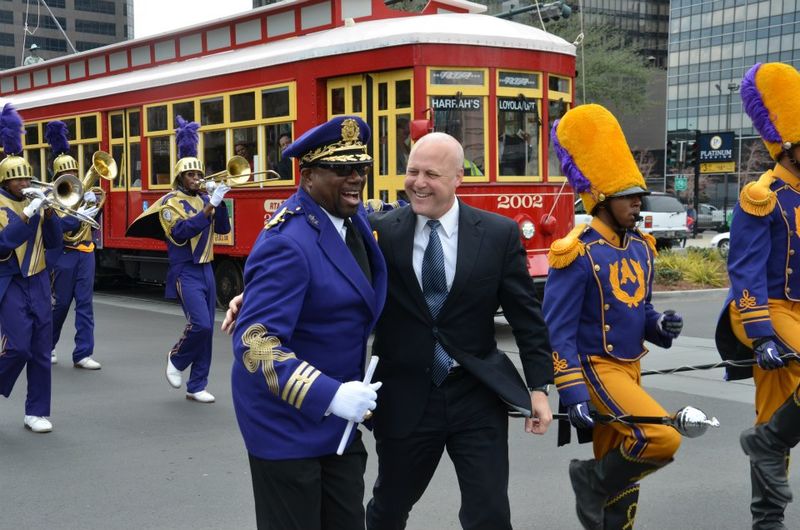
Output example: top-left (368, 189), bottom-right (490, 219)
top-left (677, 229), bottom-right (727, 250)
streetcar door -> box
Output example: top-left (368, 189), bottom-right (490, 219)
top-left (327, 70), bottom-right (412, 202)
top-left (108, 109), bottom-right (142, 228)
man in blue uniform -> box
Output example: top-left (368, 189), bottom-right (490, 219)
top-left (0, 103), bottom-right (62, 432)
top-left (716, 62), bottom-right (800, 529)
top-left (230, 116), bottom-right (387, 530)
top-left (544, 104), bottom-right (684, 530)
top-left (44, 120), bottom-right (102, 369)
top-left (127, 116), bottom-right (230, 403)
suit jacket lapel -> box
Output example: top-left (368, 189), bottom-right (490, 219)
top-left (441, 201), bottom-right (482, 315)
top-left (392, 206), bottom-right (430, 320)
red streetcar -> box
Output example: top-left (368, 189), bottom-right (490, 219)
top-left (1, 0), bottom-right (576, 305)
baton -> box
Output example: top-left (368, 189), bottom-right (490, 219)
top-left (336, 356), bottom-right (379, 456)
top-left (641, 352), bottom-right (799, 377)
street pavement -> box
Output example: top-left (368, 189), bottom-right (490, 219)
top-left (1, 288), bottom-right (796, 529)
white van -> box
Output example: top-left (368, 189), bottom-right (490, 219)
top-left (573, 192), bottom-right (688, 249)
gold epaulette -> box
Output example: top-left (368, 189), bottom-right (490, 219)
top-left (636, 229), bottom-right (658, 256)
top-left (548, 224), bottom-right (587, 269)
top-left (264, 206), bottom-right (297, 230)
top-left (739, 171), bottom-right (777, 216)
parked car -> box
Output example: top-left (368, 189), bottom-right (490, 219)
top-left (711, 231), bottom-right (730, 258)
top-left (695, 203), bottom-right (727, 232)
top-left (573, 192), bottom-right (687, 250)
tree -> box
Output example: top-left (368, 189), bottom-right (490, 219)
top-left (546, 17), bottom-right (655, 114)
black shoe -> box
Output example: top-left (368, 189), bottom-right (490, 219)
top-left (569, 459), bottom-right (604, 530)
top-left (741, 427), bottom-right (793, 504)
top-left (750, 462), bottom-right (788, 530)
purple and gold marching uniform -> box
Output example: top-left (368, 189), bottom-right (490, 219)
top-left (0, 188), bottom-right (61, 415)
top-left (135, 190), bottom-right (230, 393)
top-left (544, 104), bottom-right (682, 530)
top-left (716, 62), bottom-right (800, 529)
top-left (51, 214), bottom-right (97, 364)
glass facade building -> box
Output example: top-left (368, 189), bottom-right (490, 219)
top-left (583, 0), bottom-right (670, 67)
top-left (666, 0), bottom-right (798, 207)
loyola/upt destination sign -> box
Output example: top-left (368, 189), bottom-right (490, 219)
top-left (699, 131), bottom-right (736, 173)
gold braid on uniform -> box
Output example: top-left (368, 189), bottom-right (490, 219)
top-left (739, 171), bottom-right (777, 216)
top-left (159, 204), bottom-right (188, 246)
top-left (636, 229), bottom-right (658, 256)
top-left (548, 224), bottom-right (587, 269)
top-left (241, 324), bottom-right (297, 396)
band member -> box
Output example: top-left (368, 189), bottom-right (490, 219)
top-left (543, 104), bottom-right (684, 530)
top-left (44, 120), bottom-right (102, 369)
top-left (716, 62), bottom-right (800, 529)
top-left (0, 103), bottom-right (62, 432)
top-left (127, 116), bottom-right (230, 403)
top-left (231, 116), bottom-right (386, 530)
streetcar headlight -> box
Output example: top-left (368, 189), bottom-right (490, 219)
top-left (520, 220), bottom-right (535, 239)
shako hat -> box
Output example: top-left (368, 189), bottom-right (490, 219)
top-left (44, 120), bottom-right (78, 176)
top-left (0, 103), bottom-right (33, 184)
top-left (173, 115), bottom-right (204, 189)
top-left (741, 62), bottom-right (800, 160)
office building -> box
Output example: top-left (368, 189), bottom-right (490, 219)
top-left (0, 0), bottom-right (133, 70)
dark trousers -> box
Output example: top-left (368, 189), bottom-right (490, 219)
top-left (171, 264), bottom-right (215, 393)
top-left (248, 432), bottom-right (368, 530)
top-left (52, 249), bottom-right (95, 362)
top-left (367, 370), bottom-right (511, 530)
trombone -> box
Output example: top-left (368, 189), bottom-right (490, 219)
top-left (25, 173), bottom-right (100, 229)
top-left (203, 155), bottom-right (282, 187)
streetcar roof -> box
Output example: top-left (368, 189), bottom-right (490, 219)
top-left (5, 13), bottom-right (574, 110)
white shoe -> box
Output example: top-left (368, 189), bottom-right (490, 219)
top-left (51, 351), bottom-right (57, 364)
top-left (74, 357), bottom-right (102, 370)
top-left (166, 354), bottom-right (182, 388)
top-left (24, 415), bottom-right (53, 433)
top-left (186, 390), bottom-right (215, 403)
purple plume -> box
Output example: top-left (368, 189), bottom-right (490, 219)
top-left (741, 63), bottom-right (782, 144)
top-left (550, 118), bottom-right (592, 193)
top-left (175, 115), bottom-right (199, 158)
top-left (0, 102), bottom-right (24, 156)
top-left (44, 120), bottom-right (70, 155)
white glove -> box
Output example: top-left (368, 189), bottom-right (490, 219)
top-left (327, 381), bottom-right (382, 423)
top-left (21, 187), bottom-right (47, 201)
top-left (209, 183), bottom-right (231, 207)
top-left (23, 198), bottom-right (45, 218)
top-left (83, 190), bottom-right (97, 203)
top-left (205, 180), bottom-right (217, 194)
top-left (77, 204), bottom-right (99, 219)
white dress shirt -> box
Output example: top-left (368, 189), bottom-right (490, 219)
top-left (321, 208), bottom-right (347, 242)
top-left (412, 199), bottom-right (459, 291)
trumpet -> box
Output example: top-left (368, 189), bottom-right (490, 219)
top-left (24, 173), bottom-right (100, 229)
top-left (203, 155), bottom-right (281, 187)
top-left (81, 150), bottom-right (117, 210)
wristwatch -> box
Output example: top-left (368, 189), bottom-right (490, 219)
top-left (529, 384), bottom-right (551, 396)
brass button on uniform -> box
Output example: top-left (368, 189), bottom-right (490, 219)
top-left (604, 324), bottom-right (611, 331)
top-left (604, 304), bottom-right (610, 310)
top-left (788, 269), bottom-right (793, 275)
top-left (790, 249), bottom-right (796, 256)
top-left (607, 344), bottom-right (614, 352)
top-left (599, 240), bottom-right (606, 245)
top-left (594, 265), bottom-right (601, 271)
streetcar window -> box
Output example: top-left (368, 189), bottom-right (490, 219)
top-left (173, 101), bottom-right (195, 123)
top-left (203, 130), bottom-right (226, 175)
top-left (147, 105), bottom-right (168, 132)
top-left (83, 143), bottom-right (99, 177)
top-left (26, 149), bottom-right (43, 182)
top-left (130, 142), bottom-right (142, 188)
top-left (231, 92), bottom-right (255, 122)
top-left (330, 88), bottom-right (346, 116)
top-left (396, 115), bottom-right (411, 174)
top-left (81, 116), bottom-right (98, 140)
top-left (128, 111), bottom-right (140, 137)
top-left (63, 119), bottom-right (77, 140)
top-left (233, 126), bottom-right (257, 172)
top-left (111, 114), bottom-right (124, 139)
top-left (25, 124), bottom-right (39, 145)
top-left (396, 80), bottom-right (411, 109)
top-left (549, 76), bottom-right (570, 93)
top-left (261, 87), bottom-right (290, 119)
top-left (201, 97), bottom-right (224, 126)
top-left (150, 137), bottom-right (171, 185)
top-left (431, 95), bottom-right (485, 177)
top-left (111, 144), bottom-right (125, 188)
top-left (497, 97), bottom-right (539, 177)
top-left (430, 69), bottom-right (485, 86)
top-left (351, 86), bottom-right (363, 113)
top-left (378, 82), bottom-right (388, 111)
top-left (547, 99), bottom-right (568, 177)
top-left (265, 123), bottom-right (293, 181)
top-left (378, 115), bottom-right (388, 175)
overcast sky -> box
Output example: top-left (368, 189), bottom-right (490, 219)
top-left (133, 0), bottom-right (254, 39)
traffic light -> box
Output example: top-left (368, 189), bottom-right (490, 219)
top-left (685, 140), bottom-right (699, 168)
top-left (540, 0), bottom-right (572, 22)
top-left (666, 140), bottom-right (679, 168)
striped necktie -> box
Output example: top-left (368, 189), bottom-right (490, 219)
top-left (422, 219), bottom-right (453, 385)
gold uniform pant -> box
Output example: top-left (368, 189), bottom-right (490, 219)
top-left (729, 299), bottom-right (800, 425)
top-left (581, 355), bottom-right (682, 462)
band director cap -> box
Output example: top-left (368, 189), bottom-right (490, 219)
top-left (551, 104), bottom-right (648, 214)
top-left (0, 103), bottom-right (33, 184)
top-left (173, 115), bottom-right (204, 189)
top-left (741, 62), bottom-right (800, 160)
top-left (283, 116), bottom-right (372, 167)
top-left (45, 120), bottom-right (78, 176)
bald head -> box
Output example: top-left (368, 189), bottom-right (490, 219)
top-left (410, 132), bottom-right (464, 175)
top-left (404, 132), bottom-right (464, 220)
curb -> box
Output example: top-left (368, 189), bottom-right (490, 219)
top-left (652, 287), bottom-right (728, 299)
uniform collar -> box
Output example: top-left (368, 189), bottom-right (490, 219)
top-left (774, 163), bottom-right (800, 190)
top-left (590, 216), bottom-right (623, 247)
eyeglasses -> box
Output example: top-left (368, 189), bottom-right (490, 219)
top-left (314, 163), bottom-right (372, 177)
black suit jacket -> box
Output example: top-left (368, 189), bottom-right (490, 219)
top-left (370, 200), bottom-right (553, 439)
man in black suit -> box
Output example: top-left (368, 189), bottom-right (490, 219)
top-left (365, 132), bottom-right (553, 530)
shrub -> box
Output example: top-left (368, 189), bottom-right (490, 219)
top-left (656, 267), bottom-right (683, 284)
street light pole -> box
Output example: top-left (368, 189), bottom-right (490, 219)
top-left (724, 82), bottom-right (739, 228)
